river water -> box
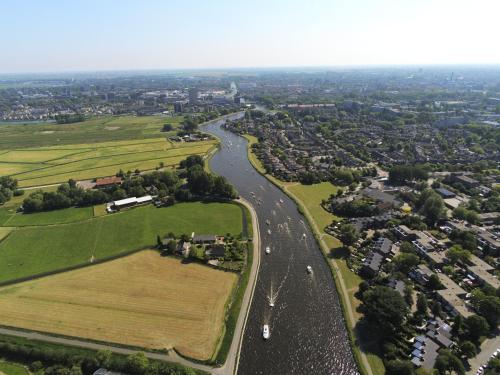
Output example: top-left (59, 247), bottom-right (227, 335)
top-left (205, 114), bottom-right (358, 375)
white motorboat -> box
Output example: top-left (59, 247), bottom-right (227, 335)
top-left (262, 325), bottom-right (270, 339)
top-left (267, 229), bottom-right (271, 235)
top-left (266, 219), bottom-right (271, 225)
top-left (307, 265), bottom-right (313, 274)
top-left (279, 199), bottom-right (284, 203)
top-left (265, 246), bottom-right (271, 254)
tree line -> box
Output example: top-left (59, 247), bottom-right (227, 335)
top-left (22, 155), bottom-right (237, 213)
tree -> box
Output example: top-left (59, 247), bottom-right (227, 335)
top-left (394, 253), bottom-right (420, 273)
top-left (464, 315), bottom-right (490, 342)
top-left (478, 295), bottom-right (500, 328)
top-left (431, 301), bottom-right (442, 317)
top-left (419, 190), bottom-right (445, 226)
top-left (446, 245), bottom-right (471, 265)
top-left (435, 350), bottom-right (465, 375)
top-left (452, 314), bottom-right (463, 336)
top-left (361, 286), bottom-right (409, 336)
top-left (416, 293), bottom-right (428, 316)
top-left (126, 352), bottom-right (149, 375)
top-left (385, 359), bottom-right (415, 375)
top-left (96, 349), bottom-right (112, 368)
top-left (459, 340), bottom-right (477, 359)
top-left (338, 223), bottom-right (358, 247)
top-left (162, 123), bottom-right (173, 132)
top-left (427, 274), bottom-right (444, 290)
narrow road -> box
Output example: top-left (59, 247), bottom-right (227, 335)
top-left (0, 196), bottom-right (261, 375)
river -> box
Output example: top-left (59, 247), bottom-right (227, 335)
top-left (205, 114), bottom-right (358, 375)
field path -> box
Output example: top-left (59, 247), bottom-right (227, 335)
top-left (0, 197), bottom-right (261, 375)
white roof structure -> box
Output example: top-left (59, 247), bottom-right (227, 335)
top-left (113, 197), bottom-right (138, 207)
top-left (136, 195), bottom-right (153, 203)
top-left (112, 195), bottom-right (153, 207)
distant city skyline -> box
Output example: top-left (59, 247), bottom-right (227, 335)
top-left (1, 0), bottom-right (500, 74)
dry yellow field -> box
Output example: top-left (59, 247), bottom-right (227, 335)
top-left (0, 250), bottom-right (237, 360)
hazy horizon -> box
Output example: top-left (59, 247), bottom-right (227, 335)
top-left (2, 0), bottom-right (500, 74)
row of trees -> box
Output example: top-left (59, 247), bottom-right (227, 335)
top-left (0, 339), bottom-right (196, 375)
top-left (22, 155), bottom-right (237, 213)
top-left (388, 164), bottom-right (429, 185)
top-left (0, 176), bottom-right (22, 205)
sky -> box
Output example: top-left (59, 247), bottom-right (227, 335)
top-left (1, 0), bottom-right (500, 73)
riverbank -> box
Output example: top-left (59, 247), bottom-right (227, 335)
top-left (242, 134), bottom-right (384, 375)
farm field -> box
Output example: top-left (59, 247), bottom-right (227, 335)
top-left (0, 250), bottom-right (237, 360)
top-left (4, 206), bottom-right (94, 227)
top-left (0, 114), bottom-right (220, 187)
top-left (1, 139), bottom-right (216, 187)
top-left (0, 202), bottom-right (243, 283)
top-left (0, 115), bottom-right (184, 149)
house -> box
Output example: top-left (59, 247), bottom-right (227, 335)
top-left (409, 264), bottom-right (434, 285)
top-left (93, 369), bottom-right (124, 375)
top-left (410, 336), bottom-right (439, 370)
top-left (108, 195), bottom-right (153, 211)
top-left (205, 244), bottom-right (226, 259)
top-left (451, 173), bottom-right (480, 188)
top-left (467, 255), bottom-right (500, 289)
top-left (94, 176), bottom-right (122, 189)
top-left (434, 188), bottom-right (456, 199)
top-left (394, 225), bottom-right (418, 241)
top-left (361, 251), bottom-right (384, 277)
top-left (426, 318), bottom-right (454, 349)
top-left (192, 234), bottom-right (217, 244)
top-left (477, 231), bottom-right (500, 254)
top-left (477, 212), bottom-right (499, 225)
top-left (373, 237), bottom-right (393, 257)
top-left (436, 274), bottom-right (473, 318)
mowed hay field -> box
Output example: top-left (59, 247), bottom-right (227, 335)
top-left (1, 139), bottom-right (217, 187)
top-left (0, 115), bottom-right (218, 187)
top-left (0, 250), bottom-right (238, 360)
top-left (0, 202), bottom-right (243, 283)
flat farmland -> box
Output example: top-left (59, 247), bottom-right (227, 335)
top-left (0, 250), bottom-right (237, 360)
top-left (0, 137), bottom-right (217, 187)
top-left (11, 141), bottom-right (216, 187)
top-left (0, 115), bottom-right (221, 187)
top-left (0, 115), bottom-right (184, 149)
top-left (0, 202), bottom-right (243, 283)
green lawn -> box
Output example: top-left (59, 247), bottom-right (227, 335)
top-left (0, 202), bottom-right (243, 283)
top-left (0, 361), bottom-right (29, 375)
top-left (242, 134), bottom-right (266, 174)
top-left (287, 182), bottom-right (340, 230)
top-left (5, 206), bottom-right (94, 226)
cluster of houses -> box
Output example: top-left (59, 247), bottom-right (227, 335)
top-left (160, 233), bottom-right (227, 266)
top-left (225, 113), bottom-right (364, 181)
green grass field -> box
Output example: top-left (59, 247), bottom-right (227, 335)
top-left (0, 361), bottom-right (29, 375)
top-left (287, 182), bottom-right (340, 230)
top-left (0, 139), bottom-right (216, 187)
top-left (0, 115), bottom-right (219, 187)
top-left (0, 115), bottom-right (184, 149)
top-left (4, 206), bottom-right (94, 226)
top-left (0, 202), bottom-right (243, 283)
